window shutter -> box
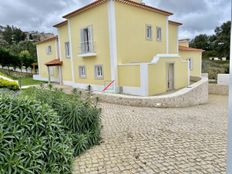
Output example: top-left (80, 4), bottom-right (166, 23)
top-left (88, 25), bottom-right (93, 52)
top-left (80, 28), bottom-right (84, 53)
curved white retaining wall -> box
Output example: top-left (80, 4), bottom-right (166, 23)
top-left (94, 77), bottom-right (208, 108)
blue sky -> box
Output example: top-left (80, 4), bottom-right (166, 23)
top-left (0, 0), bottom-right (230, 39)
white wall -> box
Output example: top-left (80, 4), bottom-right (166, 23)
top-left (217, 74), bottom-right (229, 85)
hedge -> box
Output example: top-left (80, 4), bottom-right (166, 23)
top-left (0, 78), bottom-right (19, 90)
top-left (0, 95), bottom-right (74, 174)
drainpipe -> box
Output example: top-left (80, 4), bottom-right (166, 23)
top-left (227, 11), bottom-right (232, 174)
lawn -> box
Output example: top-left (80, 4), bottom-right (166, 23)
top-left (0, 69), bottom-right (44, 86)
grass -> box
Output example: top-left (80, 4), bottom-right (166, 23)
top-left (18, 77), bottom-right (44, 86)
top-left (0, 69), bottom-right (44, 86)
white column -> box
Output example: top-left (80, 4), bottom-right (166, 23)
top-left (227, 13), bottom-right (232, 174)
top-left (68, 20), bottom-right (75, 83)
top-left (47, 66), bottom-right (51, 83)
top-left (140, 63), bottom-right (149, 96)
top-left (108, 0), bottom-right (118, 93)
top-left (59, 66), bottom-right (63, 85)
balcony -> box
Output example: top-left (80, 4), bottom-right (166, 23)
top-left (79, 41), bottom-right (96, 57)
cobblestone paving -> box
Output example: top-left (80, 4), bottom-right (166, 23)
top-left (73, 95), bottom-right (228, 174)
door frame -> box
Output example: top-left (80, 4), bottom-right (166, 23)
top-left (166, 62), bottom-right (175, 91)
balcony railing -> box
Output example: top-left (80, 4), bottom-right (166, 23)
top-left (79, 41), bottom-right (96, 57)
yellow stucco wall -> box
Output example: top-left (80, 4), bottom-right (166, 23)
top-left (69, 2), bottom-right (111, 85)
top-left (168, 23), bottom-right (178, 54)
top-left (37, 39), bottom-right (58, 79)
top-left (58, 24), bottom-right (72, 81)
top-left (179, 51), bottom-right (202, 77)
top-left (115, 1), bottom-right (167, 64)
top-left (148, 58), bottom-right (188, 95)
top-left (118, 65), bottom-right (140, 87)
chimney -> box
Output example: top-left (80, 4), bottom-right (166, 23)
top-left (179, 39), bottom-right (190, 47)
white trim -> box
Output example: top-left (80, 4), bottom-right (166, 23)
top-left (57, 30), bottom-right (62, 59)
top-left (140, 64), bottom-right (149, 96)
top-left (151, 54), bottom-right (180, 64)
top-left (188, 60), bottom-right (190, 86)
top-left (177, 26), bottom-right (179, 54)
top-left (227, 13), bottom-right (232, 173)
top-left (122, 86), bottom-right (145, 96)
top-left (68, 20), bottom-right (75, 83)
top-left (79, 53), bottom-right (97, 57)
top-left (63, 80), bottom-right (74, 86)
top-left (72, 83), bottom-right (114, 93)
top-left (33, 75), bottom-right (48, 81)
top-left (166, 17), bottom-right (169, 54)
top-left (108, 0), bottom-right (118, 93)
top-left (55, 39), bottom-right (58, 58)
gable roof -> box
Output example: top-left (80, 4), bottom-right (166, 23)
top-left (45, 59), bottom-right (63, 66)
top-left (179, 46), bottom-right (204, 52)
top-left (53, 20), bottom-right (68, 28)
top-left (63, 0), bottom-right (173, 19)
top-left (36, 36), bottom-right (57, 45)
top-left (169, 20), bottom-right (182, 26)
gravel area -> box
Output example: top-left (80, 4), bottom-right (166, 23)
top-left (73, 95), bottom-right (228, 174)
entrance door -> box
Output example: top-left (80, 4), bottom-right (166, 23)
top-left (167, 63), bottom-right (174, 90)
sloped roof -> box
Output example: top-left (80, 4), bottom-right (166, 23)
top-left (45, 59), bottom-right (63, 66)
top-left (63, 0), bottom-right (173, 19)
top-left (169, 20), bottom-right (182, 26)
top-left (36, 36), bottom-right (57, 45)
top-left (179, 46), bottom-right (204, 52)
top-left (53, 20), bottom-right (68, 28)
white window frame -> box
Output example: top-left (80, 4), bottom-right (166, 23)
top-left (65, 42), bottom-right (70, 58)
top-left (188, 58), bottom-right (193, 70)
top-left (156, 27), bottom-right (162, 41)
top-left (80, 25), bottom-right (94, 54)
top-left (46, 45), bottom-right (52, 55)
top-left (94, 65), bottom-right (103, 80)
top-left (146, 25), bottom-right (152, 40)
top-left (79, 66), bottom-right (86, 79)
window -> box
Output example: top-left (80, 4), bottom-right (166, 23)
top-left (80, 26), bottom-right (94, 54)
top-left (156, 27), bottom-right (162, 41)
top-left (65, 42), bottom-right (70, 58)
top-left (46, 46), bottom-right (52, 55)
top-left (79, 66), bottom-right (86, 78)
top-left (95, 65), bottom-right (103, 79)
top-left (188, 58), bottom-right (193, 70)
top-left (146, 25), bottom-right (152, 40)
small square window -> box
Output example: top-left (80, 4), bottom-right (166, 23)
top-left (156, 27), bottom-right (162, 41)
top-left (65, 42), bottom-right (70, 58)
top-left (79, 66), bottom-right (86, 78)
top-left (146, 25), bottom-right (152, 40)
top-left (46, 46), bottom-right (52, 55)
top-left (95, 65), bottom-right (103, 79)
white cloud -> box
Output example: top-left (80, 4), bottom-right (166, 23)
top-left (0, 0), bottom-right (230, 38)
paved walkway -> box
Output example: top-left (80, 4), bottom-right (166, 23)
top-left (73, 95), bottom-right (228, 174)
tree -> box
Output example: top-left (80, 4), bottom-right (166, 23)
top-left (190, 34), bottom-right (210, 51)
top-left (190, 21), bottom-right (231, 60)
top-left (19, 50), bottom-right (34, 71)
top-left (2, 25), bottom-right (26, 44)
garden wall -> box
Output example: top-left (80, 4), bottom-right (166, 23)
top-left (208, 84), bottom-right (229, 95)
top-left (94, 77), bottom-right (208, 108)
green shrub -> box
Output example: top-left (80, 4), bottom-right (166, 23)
top-left (0, 78), bottom-right (19, 90)
top-left (21, 87), bottom-right (101, 156)
top-left (0, 95), bottom-right (74, 174)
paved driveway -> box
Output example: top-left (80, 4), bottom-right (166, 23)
top-left (73, 95), bottom-right (228, 174)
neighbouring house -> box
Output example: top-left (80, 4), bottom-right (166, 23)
top-left (35, 0), bottom-right (203, 96)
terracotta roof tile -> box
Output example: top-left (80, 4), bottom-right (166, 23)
top-left (36, 36), bottom-right (57, 45)
top-left (179, 46), bottom-right (204, 52)
top-left (169, 20), bottom-right (182, 26)
top-left (63, 0), bottom-right (173, 18)
top-left (45, 59), bottom-right (63, 66)
top-left (53, 20), bottom-right (68, 28)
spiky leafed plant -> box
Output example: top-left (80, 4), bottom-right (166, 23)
top-left (0, 94), bottom-right (74, 174)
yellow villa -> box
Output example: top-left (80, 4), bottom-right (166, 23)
top-left (35, 0), bottom-right (203, 96)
